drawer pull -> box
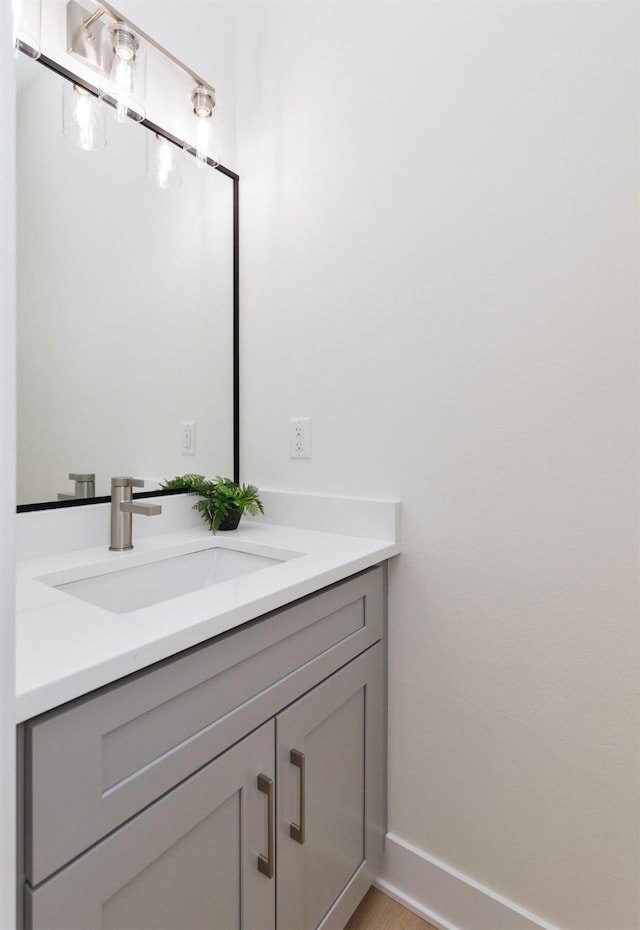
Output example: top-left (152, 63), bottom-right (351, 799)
top-left (289, 748), bottom-right (306, 844)
top-left (257, 774), bottom-right (274, 878)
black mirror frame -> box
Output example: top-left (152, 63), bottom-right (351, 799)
top-left (16, 53), bottom-right (240, 514)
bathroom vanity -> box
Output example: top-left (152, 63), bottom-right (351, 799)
top-left (12, 3), bottom-right (400, 925)
top-left (16, 496), bottom-right (400, 930)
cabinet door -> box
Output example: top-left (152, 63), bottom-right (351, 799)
top-left (276, 645), bottom-right (384, 930)
top-left (26, 722), bottom-right (276, 930)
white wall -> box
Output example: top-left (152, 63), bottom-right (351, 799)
top-left (235, 3), bottom-right (639, 928)
top-left (0, 0), bottom-right (16, 923)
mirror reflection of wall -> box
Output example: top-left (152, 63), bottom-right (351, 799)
top-left (16, 59), bottom-right (235, 507)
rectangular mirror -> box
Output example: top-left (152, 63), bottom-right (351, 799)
top-left (16, 53), bottom-right (238, 509)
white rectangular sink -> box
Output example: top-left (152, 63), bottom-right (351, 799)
top-left (37, 542), bottom-right (300, 614)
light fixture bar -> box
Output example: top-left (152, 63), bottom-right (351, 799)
top-left (67, 0), bottom-right (215, 101)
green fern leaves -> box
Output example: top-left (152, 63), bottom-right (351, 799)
top-left (161, 474), bottom-right (264, 533)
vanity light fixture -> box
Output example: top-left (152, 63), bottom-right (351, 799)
top-left (67, 2), bottom-right (146, 122)
top-left (62, 81), bottom-right (106, 151)
top-left (18, 0), bottom-right (219, 175)
top-left (147, 133), bottom-right (182, 189)
top-left (65, 1), bottom-right (216, 141)
top-left (184, 85), bottom-right (219, 169)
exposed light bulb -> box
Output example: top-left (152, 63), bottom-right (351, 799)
top-left (111, 54), bottom-right (135, 122)
top-left (157, 138), bottom-right (173, 186)
top-left (184, 85), bottom-right (219, 169)
top-left (99, 24), bottom-right (145, 123)
top-left (74, 88), bottom-right (94, 150)
top-left (147, 133), bottom-right (182, 189)
top-left (195, 116), bottom-right (210, 169)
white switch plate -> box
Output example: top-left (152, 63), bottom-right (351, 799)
top-left (182, 421), bottom-right (196, 455)
top-left (290, 418), bottom-right (311, 459)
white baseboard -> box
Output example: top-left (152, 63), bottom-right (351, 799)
top-left (378, 833), bottom-right (558, 930)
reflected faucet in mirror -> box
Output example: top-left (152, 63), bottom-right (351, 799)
top-left (110, 477), bottom-right (161, 551)
top-left (57, 472), bottom-right (96, 501)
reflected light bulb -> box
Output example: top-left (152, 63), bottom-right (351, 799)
top-left (63, 83), bottom-right (106, 152)
top-left (148, 133), bottom-right (181, 189)
top-left (158, 138), bottom-right (173, 187)
top-left (74, 89), bottom-right (94, 150)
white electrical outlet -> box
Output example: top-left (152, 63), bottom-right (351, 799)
top-left (289, 417), bottom-right (311, 459)
top-left (182, 421), bottom-right (196, 455)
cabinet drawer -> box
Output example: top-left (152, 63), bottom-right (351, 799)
top-left (25, 567), bottom-right (384, 885)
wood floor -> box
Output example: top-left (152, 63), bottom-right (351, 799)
top-left (345, 888), bottom-right (438, 930)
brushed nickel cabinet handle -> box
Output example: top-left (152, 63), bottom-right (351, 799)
top-left (257, 773), bottom-right (274, 878)
top-left (289, 748), bottom-right (306, 845)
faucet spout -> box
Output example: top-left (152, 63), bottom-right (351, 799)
top-left (109, 477), bottom-right (162, 551)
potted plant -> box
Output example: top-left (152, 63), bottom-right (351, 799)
top-left (162, 474), bottom-right (264, 533)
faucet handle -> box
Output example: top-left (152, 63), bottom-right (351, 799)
top-left (111, 476), bottom-right (146, 489)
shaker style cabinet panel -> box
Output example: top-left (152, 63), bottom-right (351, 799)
top-left (21, 566), bottom-right (387, 930)
top-left (276, 645), bottom-right (384, 930)
top-left (26, 721), bottom-right (276, 930)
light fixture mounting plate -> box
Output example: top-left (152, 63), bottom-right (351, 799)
top-left (67, 0), bottom-right (109, 74)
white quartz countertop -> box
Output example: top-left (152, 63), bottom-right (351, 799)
top-left (16, 520), bottom-right (400, 722)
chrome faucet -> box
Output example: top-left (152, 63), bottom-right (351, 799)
top-left (110, 477), bottom-right (162, 551)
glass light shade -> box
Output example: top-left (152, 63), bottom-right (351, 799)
top-left (99, 24), bottom-right (146, 123)
top-left (147, 133), bottom-right (182, 189)
top-left (62, 83), bottom-right (107, 152)
top-left (184, 116), bottom-right (220, 168)
top-left (12, 0), bottom-right (41, 59)
top-left (184, 86), bottom-right (219, 169)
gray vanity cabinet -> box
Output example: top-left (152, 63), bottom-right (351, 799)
top-left (25, 721), bottom-right (276, 930)
top-left (21, 567), bottom-right (386, 930)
